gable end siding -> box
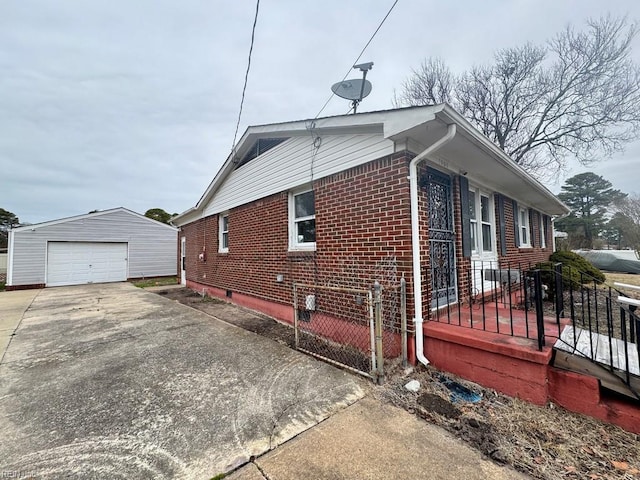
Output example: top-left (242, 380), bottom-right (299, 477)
top-left (203, 133), bottom-right (394, 217)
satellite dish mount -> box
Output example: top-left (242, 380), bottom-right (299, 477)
top-left (331, 62), bottom-right (374, 114)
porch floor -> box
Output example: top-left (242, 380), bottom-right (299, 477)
top-left (429, 300), bottom-right (567, 349)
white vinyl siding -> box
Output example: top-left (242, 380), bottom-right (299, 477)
top-left (8, 209), bottom-right (177, 287)
top-left (203, 133), bottom-right (393, 217)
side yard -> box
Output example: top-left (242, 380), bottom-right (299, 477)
top-left (156, 286), bottom-right (640, 480)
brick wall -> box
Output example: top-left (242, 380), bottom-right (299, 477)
top-left (179, 151), bottom-right (555, 321)
top-left (180, 152), bottom-right (415, 316)
top-left (499, 194), bottom-right (553, 268)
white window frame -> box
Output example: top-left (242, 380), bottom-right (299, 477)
top-left (469, 186), bottom-right (496, 258)
top-left (540, 214), bottom-right (547, 249)
top-left (219, 212), bottom-right (229, 253)
top-left (289, 188), bottom-right (316, 251)
top-left (519, 207), bottom-right (531, 247)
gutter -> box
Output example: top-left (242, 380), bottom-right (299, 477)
top-left (409, 124), bottom-right (457, 366)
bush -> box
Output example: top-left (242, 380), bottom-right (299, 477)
top-left (534, 251), bottom-right (605, 300)
top-left (549, 251), bottom-right (605, 284)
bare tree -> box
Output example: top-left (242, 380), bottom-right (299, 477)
top-left (395, 16), bottom-right (640, 179)
top-left (393, 58), bottom-right (453, 106)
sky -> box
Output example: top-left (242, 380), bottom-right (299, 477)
top-left (2, 0), bottom-right (640, 224)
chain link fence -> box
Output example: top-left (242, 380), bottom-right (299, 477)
top-left (293, 283), bottom-right (376, 378)
top-left (292, 255), bottom-right (409, 381)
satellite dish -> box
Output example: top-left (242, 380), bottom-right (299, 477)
top-left (331, 79), bottom-right (372, 101)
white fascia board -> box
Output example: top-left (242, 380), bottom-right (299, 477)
top-left (10, 207), bottom-right (129, 232)
top-left (435, 106), bottom-right (570, 215)
top-left (10, 207), bottom-right (177, 233)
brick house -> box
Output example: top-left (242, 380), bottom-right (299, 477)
top-left (171, 104), bottom-right (569, 364)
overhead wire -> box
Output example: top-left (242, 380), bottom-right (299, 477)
top-left (230, 0), bottom-right (261, 160)
top-left (313, 0), bottom-right (399, 119)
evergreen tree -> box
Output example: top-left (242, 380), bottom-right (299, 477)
top-left (556, 173), bottom-right (626, 248)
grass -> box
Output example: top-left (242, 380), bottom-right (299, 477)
top-left (605, 272), bottom-right (640, 289)
top-left (131, 276), bottom-right (179, 288)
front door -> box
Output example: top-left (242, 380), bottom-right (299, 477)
top-left (180, 237), bottom-right (186, 285)
top-left (426, 167), bottom-right (458, 308)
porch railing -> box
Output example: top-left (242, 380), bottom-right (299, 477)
top-left (430, 261), bottom-right (640, 397)
top-left (430, 262), bottom-right (558, 348)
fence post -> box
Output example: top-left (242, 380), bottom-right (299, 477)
top-left (373, 281), bottom-right (384, 384)
top-left (533, 270), bottom-right (545, 351)
top-left (554, 262), bottom-right (563, 323)
top-left (400, 276), bottom-right (408, 368)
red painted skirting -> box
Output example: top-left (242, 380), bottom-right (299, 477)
top-left (423, 321), bottom-right (640, 434)
top-left (184, 281), bottom-right (639, 434)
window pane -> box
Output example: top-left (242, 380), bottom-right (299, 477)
top-left (520, 209), bottom-right (527, 226)
top-left (295, 191), bottom-right (315, 218)
top-left (481, 195), bottom-right (490, 222)
top-left (296, 219), bottom-right (316, 243)
top-left (468, 191), bottom-right (476, 220)
top-left (222, 232), bottom-right (228, 249)
top-left (482, 224), bottom-right (492, 251)
top-left (521, 225), bottom-right (528, 245)
top-left (470, 222), bottom-right (478, 251)
top-left (222, 215), bottom-right (228, 231)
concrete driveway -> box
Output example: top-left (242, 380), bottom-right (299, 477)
top-left (0, 283), bottom-right (366, 479)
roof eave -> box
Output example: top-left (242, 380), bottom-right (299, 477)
top-left (435, 106), bottom-right (570, 215)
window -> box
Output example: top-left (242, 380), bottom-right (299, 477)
top-left (540, 214), bottom-right (547, 249)
top-left (468, 188), bottom-right (494, 255)
top-left (519, 207), bottom-right (530, 247)
top-left (469, 191), bottom-right (478, 253)
top-left (219, 213), bottom-right (229, 253)
top-left (290, 189), bottom-right (316, 250)
top-left (480, 194), bottom-right (493, 253)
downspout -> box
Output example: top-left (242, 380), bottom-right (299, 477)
top-left (409, 124), bottom-right (457, 366)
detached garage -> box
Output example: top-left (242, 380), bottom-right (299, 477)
top-left (6, 208), bottom-right (178, 289)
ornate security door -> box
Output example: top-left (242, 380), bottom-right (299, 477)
top-left (425, 168), bottom-right (458, 308)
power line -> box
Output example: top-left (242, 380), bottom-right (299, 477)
top-left (314, 0), bottom-right (399, 119)
top-left (230, 0), bottom-right (261, 158)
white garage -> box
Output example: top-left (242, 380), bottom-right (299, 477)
top-left (7, 208), bottom-right (178, 289)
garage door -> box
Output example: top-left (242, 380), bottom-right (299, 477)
top-left (47, 242), bottom-right (128, 287)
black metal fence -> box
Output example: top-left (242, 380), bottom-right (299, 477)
top-left (430, 261), bottom-right (640, 396)
top-left (430, 262), bottom-right (556, 348)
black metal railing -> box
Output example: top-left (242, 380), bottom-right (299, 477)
top-left (430, 261), bottom-right (555, 348)
top-left (430, 260), bottom-right (640, 394)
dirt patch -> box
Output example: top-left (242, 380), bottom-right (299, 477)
top-left (376, 367), bottom-right (640, 479)
top-left (156, 288), bottom-right (295, 347)
top-left (417, 392), bottom-right (461, 419)
top-left (156, 287), bottom-right (640, 480)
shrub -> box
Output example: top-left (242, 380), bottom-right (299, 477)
top-left (534, 251), bottom-right (605, 300)
top-left (549, 251), bottom-right (605, 284)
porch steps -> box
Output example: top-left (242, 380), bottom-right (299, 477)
top-left (553, 326), bottom-right (640, 399)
